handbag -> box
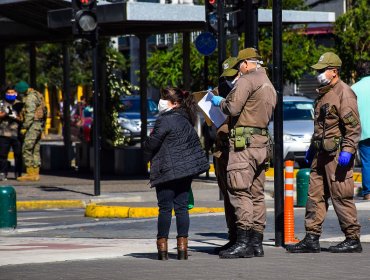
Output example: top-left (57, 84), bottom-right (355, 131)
top-left (188, 187), bottom-right (194, 210)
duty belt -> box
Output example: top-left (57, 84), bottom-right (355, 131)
top-left (230, 126), bottom-right (269, 150)
top-left (312, 136), bottom-right (342, 152)
top-left (230, 126), bottom-right (268, 138)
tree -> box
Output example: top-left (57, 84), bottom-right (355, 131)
top-left (147, 37), bottom-right (219, 91)
top-left (334, 0), bottom-right (370, 82)
top-left (147, 0), bottom-right (331, 90)
top-left (103, 46), bottom-right (138, 147)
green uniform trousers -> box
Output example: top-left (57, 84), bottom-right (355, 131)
top-left (22, 122), bottom-right (43, 168)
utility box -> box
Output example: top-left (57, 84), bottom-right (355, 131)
top-left (296, 168), bottom-right (310, 207)
top-left (0, 185), bottom-right (17, 229)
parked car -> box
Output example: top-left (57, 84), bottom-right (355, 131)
top-left (118, 96), bottom-right (158, 145)
top-left (268, 96), bottom-right (314, 167)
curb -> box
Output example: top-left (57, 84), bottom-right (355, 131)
top-left (17, 200), bottom-right (86, 211)
top-left (85, 204), bottom-right (224, 219)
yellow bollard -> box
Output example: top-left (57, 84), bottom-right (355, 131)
top-left (44, 85), bottom-right (51, 135)
top-left (77, 85), bottom-right (83, 102)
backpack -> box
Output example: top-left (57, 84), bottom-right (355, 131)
top-left (33, 90), bottom-right (48, 122)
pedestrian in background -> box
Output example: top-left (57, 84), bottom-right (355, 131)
top-left (0, 88), bottom-right (23, 180)
top-left (211, 48), bottom-right (277, 259)
top-left (212, 57), bottom-right (239, 254)
top-left (144, 87), bottom-right (209, 261)
top-left (15, 81), bottom-right (47, 182)
top-left (352, 61), bottom-right (370, 200)
top-left (286, 52), bottom-right (362, 254)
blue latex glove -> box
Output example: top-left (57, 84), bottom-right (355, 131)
top-left (305, 148), bottom-right (315, 165)
top-left (211, 95), bottom-right (224, 107)
top-left (338, 151), bottom-right (352, 167)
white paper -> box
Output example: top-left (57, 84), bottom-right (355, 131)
top-left (198, 91), bottom-right (228, 128)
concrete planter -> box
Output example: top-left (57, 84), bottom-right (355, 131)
top-left (80, 144), bottom-right (147, 176)
top-left (41, 144), bottom-right (71, 171)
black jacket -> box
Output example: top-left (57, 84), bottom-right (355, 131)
top-left (144, 108), bottom-right (209, 187)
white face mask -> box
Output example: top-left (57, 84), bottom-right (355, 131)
top-left (317, 72), bottom-right (331, 85)
top-left (158, 99), bottom-right (170, 112)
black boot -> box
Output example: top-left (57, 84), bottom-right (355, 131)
top-left (214, 233), bottom-right (237, 254)
top-left (219, 229), bottom-right (254, 259)
top-left (251, 230), bottom-right (264, 257)
top-left (286, 233), bottom-right (320, 253)
top-left (328, 237), bottom-right (362, 253)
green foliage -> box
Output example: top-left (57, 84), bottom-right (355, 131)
top-left (103, 45), bottom-right (138, 147)
top-left (147, 38), bottom-right (219, 91)
top-left (334, 0), bottom-right (370, 82)
top-left (259, 28), bottom-right (330, 84)
top-left (5, 45), bottom-right (29, 85)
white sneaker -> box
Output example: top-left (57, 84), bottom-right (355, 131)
top-left (0, 173), bottom-right (7, 181)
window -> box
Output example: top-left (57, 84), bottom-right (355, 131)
top-left (283, 101), bottom-right (314, 121)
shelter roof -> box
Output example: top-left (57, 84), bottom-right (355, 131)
top-left (0, 0), bottom-right (335, 44)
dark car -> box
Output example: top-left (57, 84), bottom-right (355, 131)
top-left (118, 96), bottom-right (158, 145)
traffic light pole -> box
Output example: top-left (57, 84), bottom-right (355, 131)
top-left (92, 33), bottom-right (101, 196)
top-left (272, 0), bottom-right (284, 247)
top-left (217, 0), bottom-right (226, 76)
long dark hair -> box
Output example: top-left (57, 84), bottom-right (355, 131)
top-left (160, 87), bottom-right (198, 126)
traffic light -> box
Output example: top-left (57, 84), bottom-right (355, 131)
top-left (205, 0), bottom-right (218, 35)
top-left (72, 0), bottom-right (98, 36)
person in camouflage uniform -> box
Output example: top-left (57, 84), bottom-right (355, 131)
top-left (15, 81), bottom-right (47, 181)
top-left (0, 88), bottom-right (23, 180)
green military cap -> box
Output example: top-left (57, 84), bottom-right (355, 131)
top-left (220, 57), bottom-right (238, 77)
top-left (311, 52), bottom-right (342, 70)
top-left (14, 81), bottom-right (29, 94)
top-left (236, 47), bottom-right (262, 62)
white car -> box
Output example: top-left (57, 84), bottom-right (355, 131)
top-left (268, 96), bottom-right (314, 167)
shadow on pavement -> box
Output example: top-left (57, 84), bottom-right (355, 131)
top-left (37, 186), bottom-right (93, 196)
top-left (125, 252), bottom-right (180, 260)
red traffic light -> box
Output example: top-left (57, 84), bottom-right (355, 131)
top-left (209, 0), bottom-right (216, 4)
top-left (79, 0), bottom-right (95, 6)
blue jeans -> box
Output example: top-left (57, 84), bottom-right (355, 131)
top-left (359, 139), bottom-right (370, 196)
top-left (156, 177), bottom-right (192, 239)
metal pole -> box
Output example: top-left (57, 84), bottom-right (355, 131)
top-left (244, 0), bottom-right (258, 49)
top-left (29, 43), bottom-right (36, 88)
top-left (204, 55), bottom-right (209, 90)
top-left (252, 2), bottom-right (258, 48)
top-left (139, 35), bottom-right (148, 149)
top-left (62, 43), bottom-right (72, 169)
top-left (230, 34), bottom-right (239, 57)
top-left (92, 34), bottom-right (101, 196)
top-left (273, 0), bottom-right (284, 247)
top-left (217, 0), bottom-right (226, 76)
top-left (0, 45), bottom-right (5, 86)
top-left (182, 32), bottom-right (191, 91)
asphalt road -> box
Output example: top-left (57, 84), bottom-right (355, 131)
top-left (1, 200), bottom-right (369, 280)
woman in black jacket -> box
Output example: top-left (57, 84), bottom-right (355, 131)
top-left (144, 87), bottom-right (209, 261)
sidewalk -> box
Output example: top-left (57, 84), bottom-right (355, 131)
top-left (1, 168), bottom-right (363, 217)
top-left (2, 170), bottom-right (232, 217)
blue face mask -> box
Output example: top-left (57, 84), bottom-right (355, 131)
top-left (5, 94), bottom-right (17, 102)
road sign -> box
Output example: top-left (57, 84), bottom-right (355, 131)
top-left (195, 32), bottom-right (217, 56)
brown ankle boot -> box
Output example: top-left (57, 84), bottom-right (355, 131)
top-left (177, 237), bottom-right (188, 260)
top-left (156, 238), bottom-right (168, 260)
